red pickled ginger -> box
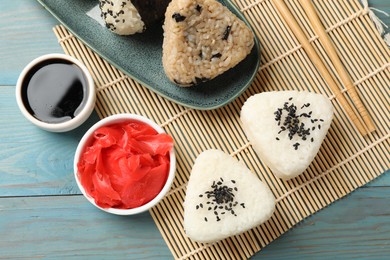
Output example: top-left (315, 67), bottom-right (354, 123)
top-left (77, 120), bottom-right (174, 209)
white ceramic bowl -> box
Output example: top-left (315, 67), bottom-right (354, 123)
top-left (74, 113), bottom-right (176, 215)
top-left (15, 53), bottom-right (96, 132)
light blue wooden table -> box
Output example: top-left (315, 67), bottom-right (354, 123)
top-left (0, 1), bottom-right (389, 259)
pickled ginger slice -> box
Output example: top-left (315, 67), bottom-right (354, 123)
top-left (184, 149), bottom-right (275, 243)
top-left (240, 91), bottom-right (334, 180)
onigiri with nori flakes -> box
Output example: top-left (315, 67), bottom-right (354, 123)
top-left (162, 0), bottom-right (255, 86)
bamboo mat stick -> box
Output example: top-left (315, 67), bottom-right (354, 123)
top-left (300, 0), bottom-right (375, 133)
top-left (272, 0), bottom-right (369, 136)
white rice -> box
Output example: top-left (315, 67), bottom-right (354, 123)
top-left (162, 0), bottom-right (254, 86)
top-left (240, 91), bottom-right (334, 180)
top-left (184, 149), bottom-right (275, 243)
top-left (99, 0), bottom-right (144, 35)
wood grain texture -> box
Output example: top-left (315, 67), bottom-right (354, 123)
top-left (255, 187), bottom-right (390, 259)
top-left (0, 195), bottom-right (171, 259)
top-left (0, 0), bottom-right (62, 85)
top-left (0, 188), bottom-right (389, 259)
top-left (0, 86), bottom-right (99, 196)
top-left (0, 0), bottom-right (389, 259)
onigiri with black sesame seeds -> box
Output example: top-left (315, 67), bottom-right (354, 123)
top-left (184, 149), bottom-right (275, 243)
top-left (99, 0), bottom-right (170, 35)
top-left (240, 91), bottom-right (334, 180)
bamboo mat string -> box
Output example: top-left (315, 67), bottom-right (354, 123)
top-left (360, 0), bottom-right (390, 46)
top-left (53, 0), bottom-right (389, 258)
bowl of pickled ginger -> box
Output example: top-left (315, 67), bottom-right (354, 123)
top-left (74, 113), bottom-right (176, 215)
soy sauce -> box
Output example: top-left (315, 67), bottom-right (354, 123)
top-left (21, 59), bottom-right (88, 124)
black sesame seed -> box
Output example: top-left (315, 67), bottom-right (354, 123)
top-left (274, 99), bottom-right (324, 149)
top-left (204, 217), bottom-right (208, 222)
top-left (197, 177), bottom-right (245, 222)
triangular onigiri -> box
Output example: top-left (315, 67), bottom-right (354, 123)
top-left (240, 91), bottom-right (334, 180)
top-left (184, 149), bottom-right (275, 243)
top-left (162, 0), bottom-right (254, 86)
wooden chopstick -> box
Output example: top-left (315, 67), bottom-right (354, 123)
top-left (272, 0), bottom-right (371, 136)
top-left (300, 0), bottom-right (375, 133)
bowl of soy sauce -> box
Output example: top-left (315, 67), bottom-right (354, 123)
top-left (16, 54), bottom-right (96, 132)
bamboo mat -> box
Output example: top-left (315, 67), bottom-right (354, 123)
top-left (54, 0), bottom-right (389, 259)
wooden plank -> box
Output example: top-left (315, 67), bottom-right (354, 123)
top-left (0, 0), bottom-right (62, 85)
top-left (0, 86), bottom-right (99, 196)
top-left (254, 186), bottom-right (390, 259)
top-left (0, 195), bottom-right (172, 259)
top-left (0, 187), bottom-right (389, 259)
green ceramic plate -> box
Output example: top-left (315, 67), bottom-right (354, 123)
top-left (37, 0), bottom-right (260, 110)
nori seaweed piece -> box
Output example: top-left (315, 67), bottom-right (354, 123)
top-left (194, 77), bottom-right (209, 85)
top-left (172, 12), bottom-right (186, 22)
top-left (211, 53), bottom-right (222, 59)
top-left (222, 25), bottom-right (231, 40)
top-left (132, 0), bottom-right (171, 27)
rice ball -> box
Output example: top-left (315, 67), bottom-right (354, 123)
top-left (99, 0), bottom-right (145, 35)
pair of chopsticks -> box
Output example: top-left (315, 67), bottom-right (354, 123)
top-left (273, 0), bottom-right (375, 136)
